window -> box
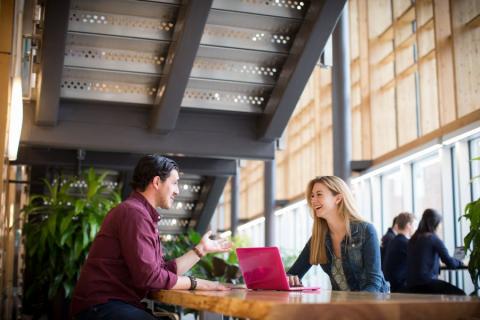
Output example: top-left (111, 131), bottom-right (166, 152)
top-left (470, 137), bottom-right (480, 200)
top-left (412, 154), bottom-right (442, 216)
top-left (381, 169), bottom-right (403, 230)
top-left (352, 179), bottom-right (373, 221)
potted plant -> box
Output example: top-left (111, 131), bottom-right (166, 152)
top-left (461, 156), bottom-right (480, 296)
top-left (22, 168), bottom-right (120, 318)
top-left (162, 229), bottom-right (245, 283)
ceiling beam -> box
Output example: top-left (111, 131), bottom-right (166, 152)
top-left (13, 146), bottom-right (238, 177)
top-left (35, 0), bottom-right (70, 125)
top-left (193, 176), bottom-right (229, 234)
top-left (21, 101), bottom-right (275, 160)
top-left (257, 0), bottom-right (347, 141)
top-left (150, 0), bottom-right (212, 134)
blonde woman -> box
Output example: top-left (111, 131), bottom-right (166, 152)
top-left (287, 176), bottom-right (389, 292)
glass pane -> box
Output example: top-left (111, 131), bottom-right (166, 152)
top-left (381, 169), bottom-right (403, 230)
top-left (470, 137), bottom-right (480, 200)
top-left (413, 154), bottom-right (442, 216)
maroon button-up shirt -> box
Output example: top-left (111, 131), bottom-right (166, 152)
top-left (71, 192), bottom-right (178, 315)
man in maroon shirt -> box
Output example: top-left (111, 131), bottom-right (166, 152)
top-left (72, 155), bottom-right (232, 320)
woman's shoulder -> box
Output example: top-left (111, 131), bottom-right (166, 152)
top-left (350, 220), bottom-right (373, 230)
top-left (350, 220), bottom-right (377, 237)
top-left (411, 232), bottom-right (438, 244)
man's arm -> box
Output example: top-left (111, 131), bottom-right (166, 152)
top-left (170, 275), bottom-right (229, 290)
top-left (173, 231), bottom-right (232, 275)
top-left (174, 244), bottom-right (204, 275)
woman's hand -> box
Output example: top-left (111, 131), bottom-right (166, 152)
top-left (198, 231), bottom-right (232, 255)
top-left (196, 279), bottom-right (231, 291)
top-left (287, 275), bottom-right (302, 287)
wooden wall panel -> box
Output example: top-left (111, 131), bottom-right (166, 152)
top-left (451, 0), bottom-right (480, 117)
top-left (393, 0), bottom-right (412, 18)
top-left (350, 0), bottom-right (360, 60)
top-left (416, 0), bottom-right (434, 26)
top-left (221, 182), bottom-right (231, 230)
top-left (368, 0), bottom-right (393, 38)
top-left (358, 0), bottom-right (372, 159)
top-left (396, 74), bottom-right (418, 145)
top-left (419, 58), bottom-right (440, 134)
top-left (352, 107), bottom-right (362, 159)
top-left (0, 0), bottom-right (14, 53)
top-left (371, 88), bottom-right (397, 157)
top-left (433, 0), bottom-right (457, 125)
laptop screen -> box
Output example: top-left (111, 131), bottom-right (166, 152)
top-left (453, 246), bottom-right (465, 260)
top-left (236, 247), bottom-right (290, 291)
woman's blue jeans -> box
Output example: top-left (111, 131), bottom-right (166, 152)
top-left (75, 300), bottom-right (157, 320)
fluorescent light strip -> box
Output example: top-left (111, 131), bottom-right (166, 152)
top-left (274, 199), bottom-right (307, 217)
top-left (442, 126), bottom-right (480, 146)
top-left (237, 216), bottom-right (265, 232)
top-left (351, 143), bottom-right (442, 184)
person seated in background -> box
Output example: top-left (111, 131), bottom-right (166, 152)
top-left (406, 208), bottom-right (465, 295)
top-left (383, 212), bottom-right (415, 292)
top-left (381, 216), bottom-right (399, 271)
top-left (287, 176), bottom-right (389, 293)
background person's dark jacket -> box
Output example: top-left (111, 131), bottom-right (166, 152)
top-left (407, 233), bottom-right (463, 287)
top-left (383, 234), bottom-right (408, 292)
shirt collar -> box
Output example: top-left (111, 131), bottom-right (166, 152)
top-left (130, 191), bottom-right (160, 223)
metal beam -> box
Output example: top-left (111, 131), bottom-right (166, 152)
top-left (35, 0), bottom-right (70, 125)
top-left (230, 162), bottom-right (239, 237)
top-left (264, 159), bottom-right (275, 246)
top-left (21, 101), bottom-right (276, 160)
top-left (332, 4), bottom-right (351, 181)
top-left (150, 0), bottom-right (212, 134)
top-left (258, 0), bottom-right (346, 141)
top-left (193, 176), bottom-right (229, 235)
top-left (13, 146), bottom-right (238, 177)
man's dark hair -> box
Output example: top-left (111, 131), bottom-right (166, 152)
top-left (395, 212), bottom-right (414, 230)
top-left (130, 155), bottom-right (179, 192)
top-left (411, 208), bottom-right (442, 242)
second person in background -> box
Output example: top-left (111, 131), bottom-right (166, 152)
top-left (287, 176), bottom-right (389, 292)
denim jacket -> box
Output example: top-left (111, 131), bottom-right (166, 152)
top-left (288, 221), bottom-right (390, 293)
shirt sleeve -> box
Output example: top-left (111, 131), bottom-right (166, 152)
top-left (287, 238), bottom-right (313, 278)
top-left (432, 235), bottom-right (463, 269)
top-left (361, 223), bottom-right (387, 292)
top-left (117, 207), bottom-right (178, 290)
top-left (164, 259), bottom-right (178, 274)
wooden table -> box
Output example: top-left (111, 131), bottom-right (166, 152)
top-left (151, 289), bottom-right (480, 320)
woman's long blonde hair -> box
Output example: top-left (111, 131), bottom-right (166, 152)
top-left (307, 176), bottom-right (364, 265)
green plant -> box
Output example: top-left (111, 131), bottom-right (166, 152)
top-left (162, 230), bottom-right (246, 283)
top-left (461, 156), bottom-right (480, 296)
top-left (23, 169), bottom-right (121, 305)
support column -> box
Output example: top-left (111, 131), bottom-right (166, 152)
top-left (264, 159), bottom-right (275, 246)
top-left (332, 4), bottom-right (352, 182)
top-left (230, 161), bottom-right (239, 237)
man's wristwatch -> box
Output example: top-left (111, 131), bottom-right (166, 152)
top-left (188, 276), bottom-right (197, 290)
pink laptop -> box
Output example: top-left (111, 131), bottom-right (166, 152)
top-left (236, 247), bottom-right (320, 291)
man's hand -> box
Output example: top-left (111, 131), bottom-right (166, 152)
top-left (196, 279), bottom-right (231, 291)
top-left (197, 231), bottom-right (232, 255)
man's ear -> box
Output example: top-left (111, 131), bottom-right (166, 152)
top-left (152, 176), bottom-right (161, 190)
